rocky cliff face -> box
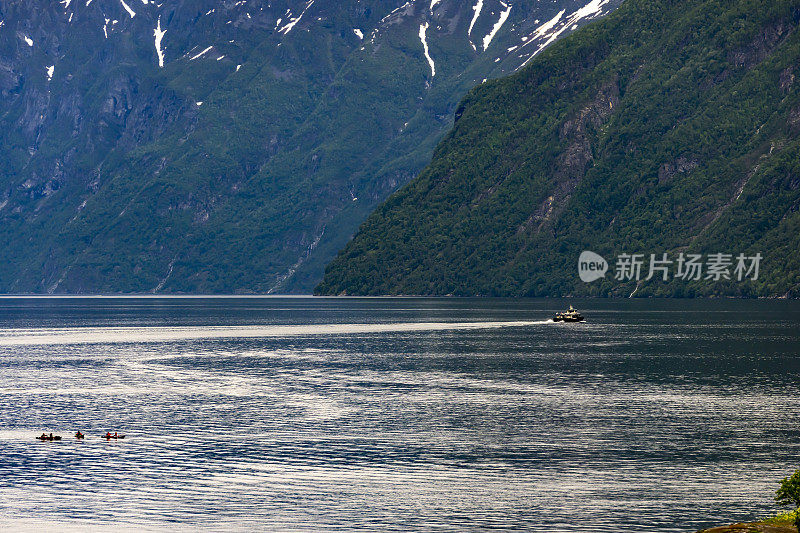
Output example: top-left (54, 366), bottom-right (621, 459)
top-left (0, 0), bottom-right (621, 293)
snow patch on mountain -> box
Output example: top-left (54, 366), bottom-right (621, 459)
top-left (467, 0), bottom-right (484, 50)
top-left (278, 0), bottom-right (314, 35)
top-left (468, 0), bottom-right (484, 36)
top-left (516, 0), bottom-right (611, 70)
top-left (189, 45), bottom-right (213, 61)
top-left (119, 0), bottom-right (136, 18)
top-left (419, 22), bottom-right (435, 77)
top-left (531, 9), bottom-right (564, 40)
top-left (569, 0), bottom-right (611, 23)
top-left (154, 16), bottom-right (166, 67)
top-left (482, 2), bottom-right (511, 51)
top-left (380, 1), bottom-right (413, 25)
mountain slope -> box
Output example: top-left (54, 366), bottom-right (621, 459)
top-left (316, 0), bottom-right (800, 297)
top-left (0, 0), bottom-right (621, 294)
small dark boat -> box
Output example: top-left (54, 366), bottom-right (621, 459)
top-left (102, 434), bottom-right (125, 439)
top-left (36, 435), bottom-right (62, 441)
top-left (553, 305), bottom-right (585, 323)
top-left (75, 432), bottom-right (84, 439)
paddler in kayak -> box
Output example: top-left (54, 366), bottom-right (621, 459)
top-left (75, 431), bottom-right (84, 439)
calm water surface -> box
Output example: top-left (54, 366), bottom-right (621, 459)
top-left (0, 297), bottom-right (798, 532)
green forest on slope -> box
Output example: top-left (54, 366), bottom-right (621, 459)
top-left (317, 0), bottom-right (800, 297)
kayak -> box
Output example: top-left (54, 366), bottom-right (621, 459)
top-left (102, 435), bottom-right (125, 439)
top-left (35, 436), bottom-right (62, 441)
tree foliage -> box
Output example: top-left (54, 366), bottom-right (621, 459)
top-left (777, 470), bottom-right (800, 508)
top-left (775, 469), bottom-right (800, 529)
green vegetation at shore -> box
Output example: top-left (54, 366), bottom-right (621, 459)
top-left (775, 470), bottom-right (800, 529)
top-left (697, 513), bottom-right (797, 533)
top-left (698, 470), bottom-right (800, 533)
top-left (764, 510), bottom-right (799, 526)
top-left (698, 522), bottom-right (796, 533)
top-left (317, 0), bottom-right (800, 297)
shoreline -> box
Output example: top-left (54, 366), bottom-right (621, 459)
top-left (699, 521), bottom-right (798, 533)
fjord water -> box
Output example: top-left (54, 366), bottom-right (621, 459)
top-left (0, 297), bottom-right (798, 532)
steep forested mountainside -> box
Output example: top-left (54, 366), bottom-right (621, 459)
top-left (0, 0), bottom-right (621, 294)
top-left (317, 0), bottom-right (800, 298)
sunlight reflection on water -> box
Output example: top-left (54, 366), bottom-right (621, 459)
top-left (0, 297), bottom-right (798, 532)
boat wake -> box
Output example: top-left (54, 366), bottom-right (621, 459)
top-left (0, 320), bottom-right (552, 346)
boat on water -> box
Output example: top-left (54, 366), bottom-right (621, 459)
top-left (36, 434), bottom-right (61, 441)
top-left (553, 305), bottom-right (585, 322)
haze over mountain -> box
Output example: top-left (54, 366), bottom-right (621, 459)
top-left (318, 0), bottom-right (800, 298)
top-left (0, 0), bottom-right (621, 294)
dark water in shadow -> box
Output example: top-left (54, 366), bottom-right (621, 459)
top-left (0, 297), bottom-right (798, 531)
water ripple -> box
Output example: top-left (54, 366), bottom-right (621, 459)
top-left (0, 297), bottom-right (798, 531)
